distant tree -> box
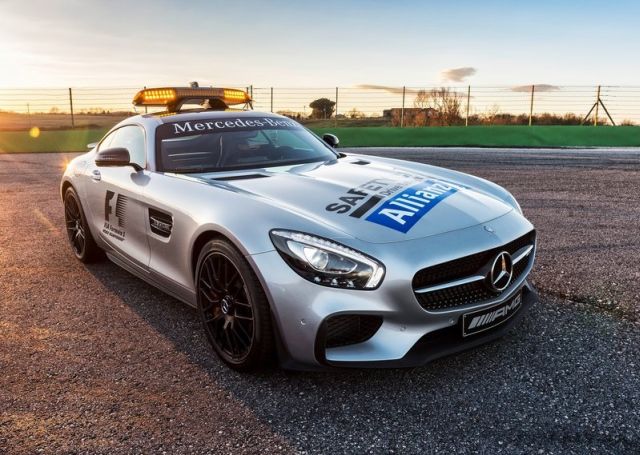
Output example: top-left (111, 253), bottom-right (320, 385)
top-left (483, 104), bottom-right (501, 125)
top-left (347, 108), bottom-right (365, 119)
top-left (413, 90), bottom-right (431, 108)
top-left (309, 98), bottom-right (336, 119)
top-left (429, 87), bottom-right (463, 125)
top-left (410, 88), bottom-right (462, 125)
top-left (49, 106), bottom-right (60, 114)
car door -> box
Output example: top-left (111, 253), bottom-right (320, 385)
top-left (84, 125), bottom-right (151, 271)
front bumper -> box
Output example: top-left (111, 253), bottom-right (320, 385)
top-left (248, 211), bottom-right (537, 370)
top-left (323, 281), bottom-right (537, 369)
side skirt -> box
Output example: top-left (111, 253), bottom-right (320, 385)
top-left (106, 251), bottom-right (197, 308)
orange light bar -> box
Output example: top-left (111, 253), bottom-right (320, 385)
top-left (223, 88), bottom-right (251, 104)
top-left (139, 88), bottom-right (176, 104)
top-left (133, 87), bottom-right (251, 108)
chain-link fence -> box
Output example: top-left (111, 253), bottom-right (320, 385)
top-left (1, 85), bottom-right (639, 130)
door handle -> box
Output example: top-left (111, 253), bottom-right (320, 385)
top-left (91, 169), bottom-right (101, 181)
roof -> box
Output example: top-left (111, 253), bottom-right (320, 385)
top-left (141, 109), bottom-right (286, 124)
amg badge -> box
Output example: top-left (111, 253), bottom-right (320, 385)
top-left (462, 292), bottom-right (522, 337)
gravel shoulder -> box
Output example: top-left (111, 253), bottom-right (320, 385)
top-left (0, 150), bottom-right (639, 454)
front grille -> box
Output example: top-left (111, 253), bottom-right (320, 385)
top-left (323, 315), bottom-right (383, 348)
top-left (413, 230), bottom-right (535, 311)
top-left (418, 281), bottom-right (495, 310)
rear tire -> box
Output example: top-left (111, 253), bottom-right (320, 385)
top-left (195, 239), bottom-right (275, 372)
top-left (63, 186), bottom-right (102, 263)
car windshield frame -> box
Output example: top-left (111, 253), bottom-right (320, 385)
top-left (155, 115), bottom-right (339, 174)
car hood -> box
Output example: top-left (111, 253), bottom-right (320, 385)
top-left (196, 156), bottom-right (514, 244)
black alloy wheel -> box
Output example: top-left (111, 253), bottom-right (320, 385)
top-left (63, 187), bottom-right (101, 262)
top-left (196, 239), bottom-right (274, 371)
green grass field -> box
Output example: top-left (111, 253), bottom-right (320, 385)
top-left (0, 128), bottom-right (108, 153)
top-left (313, 125), bottom-right (640, 148)
top-left (0, 125), bottom-right (639, 153)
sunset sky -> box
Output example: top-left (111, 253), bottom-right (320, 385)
top-left (1, 0), bottom-right (640, 88)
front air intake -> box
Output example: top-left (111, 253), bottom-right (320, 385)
top-left (322, 315), bottom-right (383, 348)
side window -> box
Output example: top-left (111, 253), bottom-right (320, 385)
top-left (98, 130), bottom-right (117, 151)
top-left (110, 126), bottom-right (146, 168)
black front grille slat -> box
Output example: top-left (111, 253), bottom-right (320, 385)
top-left (512, 254), bottom-right (528, 282)
top-left (324, 315), bottom-right (383, 348)
top-left (418, 282), bottom-right (495, 311)
top-left (413, 231), bottom-right (535, 311)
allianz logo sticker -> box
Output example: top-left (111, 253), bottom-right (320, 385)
top-left (365, 179), bottom-right (461, 233)
top-left (463, 293), bottom-right (523, 337)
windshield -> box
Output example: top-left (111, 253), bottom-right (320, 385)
top-left (156, 116), bottom-right (338, 173)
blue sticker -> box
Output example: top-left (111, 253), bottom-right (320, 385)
top-left (365, 179), bottom-right (459, 233)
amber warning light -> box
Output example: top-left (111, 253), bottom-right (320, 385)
top-left (133, 87), bottom-right (251, 110)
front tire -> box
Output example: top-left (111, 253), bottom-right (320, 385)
top-left (195, 239), bottom-right (275, 371)
top-left (63, 186), bottom-right (102, 263)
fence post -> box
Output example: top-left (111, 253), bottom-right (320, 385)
top-left (400, 86), bottom-right (406, 128)
top-left (250, 85), bottom-right (253, 99)
top-left (270, 87), bottom-right (273, 113)
top-left (335, 87), bottom-right (339, 127)
top-left (594, 85), bottom-right (601, 126)
top-left (69, 88), bottom-right (75, 128)
top-left (528, 84), bottom-right (535, 126)
top-left (465, 85), bottom-right (471, 127)
top-left (143, 86), bottom-right (148, 114)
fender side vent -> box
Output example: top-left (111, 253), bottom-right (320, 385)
top-left (149, 208), bottom-right (173, 238)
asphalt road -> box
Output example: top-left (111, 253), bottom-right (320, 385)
top-left (1, 149), bottom-right (639, 454)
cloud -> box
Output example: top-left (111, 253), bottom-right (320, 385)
top-left (441, 67), bottom-right (477, 82)
top-left (357, 84), bottom-right (418, 95)
top-left (511, 84), bottom-right (560, 92)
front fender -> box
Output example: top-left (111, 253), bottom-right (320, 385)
top-left (60, 152), bottom-right (92, 200)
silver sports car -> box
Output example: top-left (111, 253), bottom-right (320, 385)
top-left (61, 86), bottom-right (537, 371)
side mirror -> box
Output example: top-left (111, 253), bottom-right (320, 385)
top-left (95, 147), bottom-right (142, 171)
top-left (322, 133), bottom-right (340, 148)
top-left (87, 142), bottom-right (98, 150)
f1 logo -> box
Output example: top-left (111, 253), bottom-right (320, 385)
top-left (104, 190), bottom-right (127, 228)
top-left (105, 190), bottom-right (116, 222)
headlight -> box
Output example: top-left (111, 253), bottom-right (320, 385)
top-left (269, 230), bottom-right (385, 290)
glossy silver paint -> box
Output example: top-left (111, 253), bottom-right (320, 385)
top-left (61, 110), bottom-right (536, 369)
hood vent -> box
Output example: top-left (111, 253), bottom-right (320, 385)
top-left (212, 174), bottom-right (270, 182)
top-left (351, 159), bottom-right (370, 166)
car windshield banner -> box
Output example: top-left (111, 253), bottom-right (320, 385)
top-left (157, 116), bottom-right (303, 140)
